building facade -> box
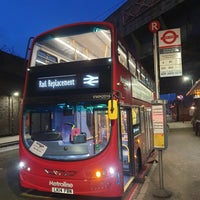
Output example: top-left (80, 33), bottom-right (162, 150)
top-left (0, 51), bottom-right (25, 136)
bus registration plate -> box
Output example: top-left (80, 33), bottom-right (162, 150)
top-left (52, 187), bottom-right (74, 194)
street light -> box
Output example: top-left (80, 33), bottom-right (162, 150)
top-left (10, 91), bottom-right (20, 135)
top-left (183, 75), bottom-right (193, 86)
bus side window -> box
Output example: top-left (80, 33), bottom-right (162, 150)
top-left (133, 124), bottom-right (140, 136)
top-left (140, 108), bottom-right (145, 134)
top-left (128, 52), bottom-right (137, 77)
top-left (118, 41), bottom-right (128, 69)
top-left (132, 107), bottom-right (140, 136)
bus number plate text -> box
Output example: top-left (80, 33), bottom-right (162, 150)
top-left (52, 187), bottom-right (74, 194)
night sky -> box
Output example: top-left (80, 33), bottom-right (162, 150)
top-left (0, 0), bottom-right (127, 58)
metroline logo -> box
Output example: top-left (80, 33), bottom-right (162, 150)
top-left (49, 180), bottom-right (73, 188)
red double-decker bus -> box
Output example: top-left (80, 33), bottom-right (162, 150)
top-left (19, 22), bottom-right (155, 198)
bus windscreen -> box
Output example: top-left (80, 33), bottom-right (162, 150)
top-left (30, 24), bottom-right (111, 66)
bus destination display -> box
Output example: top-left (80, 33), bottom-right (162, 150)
top-left (37, 73), bottom-right (99, 91)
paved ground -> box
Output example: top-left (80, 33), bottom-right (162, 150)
top-left (0, 135), bottom-right (19, 144)
top-left (135, 122), bottom-right (200, 200)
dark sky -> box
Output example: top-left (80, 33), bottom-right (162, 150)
top-left (0, 0), bottom-right (127, 58)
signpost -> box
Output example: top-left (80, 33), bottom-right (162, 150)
top-left (149, 20), bottom-right (172, 198)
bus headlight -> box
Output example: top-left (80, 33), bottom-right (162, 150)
top-left (19, 161), bottom-right (26, 169)
top-left (19, 161), bottom-right (31, 171)
top-left (108, 167), bottom-right (115, 175)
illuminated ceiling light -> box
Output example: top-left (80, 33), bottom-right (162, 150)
top-left (100, 30), bottom-right (111, 42)
top-left (55, 38), bottom-right (74, 51)
top-left (36, 59), bottom-right (47, 65)
top-left (55, 38), bottom-right (90, 60)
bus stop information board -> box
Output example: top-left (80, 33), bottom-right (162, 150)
top-left (158, 28), bottom-right (182, 77)
top-left (152, 101), bottom-right (168, 149)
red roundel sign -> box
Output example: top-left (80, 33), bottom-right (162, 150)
top-left (158, 28), bottom-right (181, 47)
top-left (161, 30), bottom-right (178, 44)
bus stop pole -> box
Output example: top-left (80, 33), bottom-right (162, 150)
top-left (158, 150), bottom-right (164, 189)
top-left (153, 32), bottom-right (159, 100)
top-left (153, 32), bottom-right (172, 198)
top-left (153, 32), bottom-right (164, 188)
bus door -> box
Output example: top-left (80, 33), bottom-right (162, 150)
top-left (120, 108), bottom-right (134, 178)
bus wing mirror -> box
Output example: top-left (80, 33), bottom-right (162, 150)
top-left (108, 100), bottom-right (118, 120)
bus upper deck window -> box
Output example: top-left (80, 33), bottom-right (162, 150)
top-left (128, 52), bottom-right (136, 77)
top-left (35, 50), bottom-right (58, 66)
top-left (118, 41), bottom-right (128, 69)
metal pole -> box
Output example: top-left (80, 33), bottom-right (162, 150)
top-left (154, 31), bottom-right (165, 191)
top-left (153, 31), bottom-right (172, 199)
top-left (8, 96), bottom-right (11, 135)
top-left (153, 32), bottom-right (159, 100)
top-left (158, 150), bottom-right (164, 189)
top-left (153, 31), bottom-right (164, 190)
top-left (11, 96), bottom-right (14, 135)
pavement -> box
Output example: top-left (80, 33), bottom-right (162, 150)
top-left (167, 121), bottom-right (192, 129)
top-left (0, 135), bottom-right (19, 145)
top-left (0, 134), bottom-right (19, 152)
top-left (133, 121), bottom-right (200, 200)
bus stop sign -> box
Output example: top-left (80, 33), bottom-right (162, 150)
top-left (148, 20), bottom-right (160, 33)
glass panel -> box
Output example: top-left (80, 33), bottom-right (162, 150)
top-left (36, 50), bottom-right (58, 66)
top-left (31, 25), bottom-right (111, 66)
top-left (118, 41), bottom-right (128, 69)
top-left (120, 109), bottom-right (129, 170)
top-left (23, 103), bottom-right (111, 160)
top-left (140, 108), bottom-right (145, 134)
top-left (137, 62), bottom-right (141, 80)
top-left (132, 107), bottom-right (140, 136)
top-left (145, 109), bottom-right (152, 152)
top-left (121, 110), bottom-right (128, 140)
top-left (128, 52), bottom-right (136, 76)
top-left (140, 66), bottom-right (147, 85)
top-left (94, 109), bottom-right (110, 153)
